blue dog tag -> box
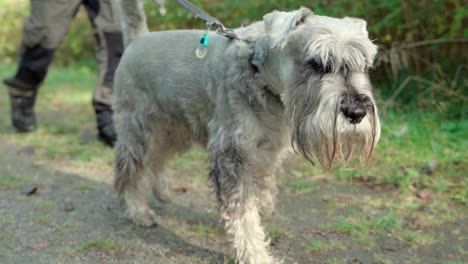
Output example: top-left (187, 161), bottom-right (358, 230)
top-left (196, 34), bottom-right (209, 59)
top-left (200, 34), bottom-right (209, 47)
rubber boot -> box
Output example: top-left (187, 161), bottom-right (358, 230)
top-left (3, 77), bottom-right (37, 133)
top-left (96, 107), bottom-right (117, 147)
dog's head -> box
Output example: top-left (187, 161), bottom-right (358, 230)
top-left (252, 7), bottom-right (380, 168)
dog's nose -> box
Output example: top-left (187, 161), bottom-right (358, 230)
top-left (341, 105), bottom-right (367, 124)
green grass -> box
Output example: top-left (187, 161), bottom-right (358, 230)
top-left (400, 230), bottom-right (435, 246)
top-left (324, 213), bottom-right (442, 248)
top-left (0, 175), bottom-right (28, 190)
top-left (35, 214), bottom-right (53, 224)
top-left (77, 238), bottom-right (123, 254)
top-left (265, 225), bottom-right (287, 241)
top-left (284, 107), bottom-right (467, 207)
top-left (316, 239), bottom-right (345, 253)
top-left (33, 199), bottom-right (56, 210)
top-left (325, 214), bottom-right (402, 246)
top-left (370, 111), bottom-right (466, 186)
top-left (308, 240), bottom-right (328, 253)
top-left (190, 223), bottom-right (223, 237)
top-left (286, 178), bottom-right (316, 193)
top-left (0, 63), bottom-right (113, 171)
top-left (223, 258), bottom-right (237, 264)
top-left (75, 182), bottom-right (98, 191)
top-left (328, 214), bottom-right (401, 234)
top-left (327, 110), bottom-right (467, 207)
top-left (0, 231), bottom-right (15, 258)
top-left (325, 257), bottom-right (344, 264)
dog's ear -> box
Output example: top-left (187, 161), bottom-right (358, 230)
top-left (343, 17), bottom-right (369, 37)
top-left (252, 36), bottom-right (269, 67)
top-left (252, 7), bottom-right (312, 66)
top-left (263, 7), bottom-right (312, 49)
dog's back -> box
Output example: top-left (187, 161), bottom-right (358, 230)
top-left (113, 30), bottom-right (231, 138)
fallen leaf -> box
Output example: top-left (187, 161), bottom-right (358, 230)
top-left (29, 242), bottom-right (48, 251)
top-left (381, 243), bottom-right (400, 252)
top-left (416, 205), bottom-right (433, 214)
top-left (395, 123), bottom-right (408, 137)
top-left (176, 187), bottom-right (188, 193)
top-left (21, 185), bottom-right (38, 196)
top-left (417, 189), bottom-right (433, 199)
top-left (270, 237), bottom-right (280, 247)
top-left (311, 174), bottom-right (328, 182)
top-left (413, 217), bottom-right (424, 227)
top-left (17, 146), bottom-right (35, 156)
top-left (428, 158), bottom-right (438, 170)
top-left (61, 199), bottom-right (75, 212)
top-left (415, 198), bottom-right (432, 205)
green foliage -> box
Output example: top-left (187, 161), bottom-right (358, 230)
top-left (0, 1), bottom-right (28, 63)
top-left (1, 0), bottom-right (464, 116)
top-left (0, 1), bottom-right (95, 66)
top-left (1, 1), bottom-right (464, 63)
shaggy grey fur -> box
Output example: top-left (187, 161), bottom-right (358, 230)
top-left (113, 1), bottom-right (380, 263)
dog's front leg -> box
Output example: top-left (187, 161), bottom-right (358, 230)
top-left (210, 148), bottom-right (278, 264)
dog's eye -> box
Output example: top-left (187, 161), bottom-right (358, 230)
top-left (308, 59), bottom-right (331, 74)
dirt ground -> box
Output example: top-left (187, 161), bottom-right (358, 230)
top-left (0, 138), bottom-right (466, 264)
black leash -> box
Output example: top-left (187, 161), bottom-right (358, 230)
top-left (153, 0), bottom-right (238, 40)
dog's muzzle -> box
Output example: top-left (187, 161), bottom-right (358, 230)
top-left (340, 93), bottom-right (371, 124)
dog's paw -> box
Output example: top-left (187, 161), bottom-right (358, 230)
top-left (152, 186), bottom-right (172, 204)
top-left (266, 257), bottom-right (282, 264)
top-left (242, 254), bottom-right (280, 264)
top-left (130, 208), bottom-right (160, 227)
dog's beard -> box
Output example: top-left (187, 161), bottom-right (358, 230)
top-left (286, 76), bottom-right (380, 169)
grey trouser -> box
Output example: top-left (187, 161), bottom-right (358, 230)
top-left (12, 0), bottom-right (123, 109)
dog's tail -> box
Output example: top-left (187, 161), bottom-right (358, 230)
top-left (118, 0), bottom-right (149, 47)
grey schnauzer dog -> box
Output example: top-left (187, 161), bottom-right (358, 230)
top-left (113, 0), bottom-right (380, 263)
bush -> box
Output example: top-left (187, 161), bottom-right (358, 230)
top-left (0, 1), bottom-right (28, 63)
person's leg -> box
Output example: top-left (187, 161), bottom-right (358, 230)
top-left (83, 0), bottom-right (124, 146)
top-left (3, 0), bottom-right (81, 132)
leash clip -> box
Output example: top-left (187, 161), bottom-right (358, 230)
top-left (216, 27), bottom-right (238, 40)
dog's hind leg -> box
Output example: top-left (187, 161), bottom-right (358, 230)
top-left (254, 147), bottom-right (289, 217)
top-left (147, 122), bottom-right (192, 203)
top-left (114, 110), bottom-right (160, 227)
